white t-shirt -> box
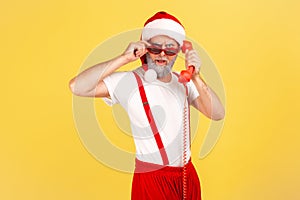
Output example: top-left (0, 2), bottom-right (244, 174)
top-left (103, 67), bottom-right (199, 166)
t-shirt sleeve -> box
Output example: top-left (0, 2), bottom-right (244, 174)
top-left (102, 72), bottom-right (128, 106)
top-left (187, 80), bottom-right (200, 104)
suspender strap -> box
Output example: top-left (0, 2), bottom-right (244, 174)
top-left (132, 72), bottom-right (169, 165)
top-left (142, 64), bottom-right (148, 71)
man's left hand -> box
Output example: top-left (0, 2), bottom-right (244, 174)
top-left (185, 49), bottom-right (202, 75)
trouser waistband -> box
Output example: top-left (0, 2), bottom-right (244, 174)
top-left (134, 158), bottom-right (192, 174)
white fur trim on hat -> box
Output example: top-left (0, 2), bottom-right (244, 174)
top-left (142, 18), bottom-right (186, 46)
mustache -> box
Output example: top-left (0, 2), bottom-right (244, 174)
top-left (155, 57), bottom-right (168, 61)
top-left (154, 57), bottom-right (168, 63)
top-left (146, 54), bottom-right (176, 78)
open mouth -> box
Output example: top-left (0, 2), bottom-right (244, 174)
top-left (155, 59), bottom-right (168, 66)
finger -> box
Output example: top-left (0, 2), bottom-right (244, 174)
top-left (133, 48), bottom-right (138, 57)
top-left (134, 49), bottom-right (141, 57)
top-left (139, 42), bottom-right (147, 50)
top-left (140, 40), bottom-right (152, 47)
top-left (184, 49), bottom-right (189, 56)
top-left (187, 57), bottom-right (201, 66)
top-left (187, 51), bottom-right (201, 60)
top-left (188, 55), bottom-right (201, 62)
top-left (134, 48), bottom-right (147, 57)
top-left (189, 58), bottom-right (202, 66)
top-left (133, 42), bottom-right (145, 56)
top-left (186, 50), bottom-right (198, 57)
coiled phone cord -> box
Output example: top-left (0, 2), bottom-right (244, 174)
top-left (182, 94), bottom-right (188, 200)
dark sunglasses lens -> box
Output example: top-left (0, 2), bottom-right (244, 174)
top-left (164, 49), bottom-right (177, 56)
top-left (147, 47), bottom-right (178, 56)
top-left (147, 47), bottom-right (162, 54)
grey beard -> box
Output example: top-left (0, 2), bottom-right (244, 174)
top-left (146, 54), bottom-right (177, 78)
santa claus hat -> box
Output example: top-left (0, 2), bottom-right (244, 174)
top-left (141, 11), bottom-right (186, 46)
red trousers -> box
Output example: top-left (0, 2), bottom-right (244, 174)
top-left (131, 159), bottom-right (201, 200)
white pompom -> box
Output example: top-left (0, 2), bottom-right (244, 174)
top-left (144, 69), bottom-right (157, 83)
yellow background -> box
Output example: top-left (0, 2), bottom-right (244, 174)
top-left (1, 0), bottom-right (299, 199)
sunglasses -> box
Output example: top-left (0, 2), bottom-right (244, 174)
top-left (146, 46), bottom-right (179, 56)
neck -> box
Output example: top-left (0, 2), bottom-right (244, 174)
top-left (158, 73), bottom-right (172, 83)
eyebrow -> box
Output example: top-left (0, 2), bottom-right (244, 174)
top-left (149, 42), bottom-right (162, 47)
top-left (149, 42), bottom-right (176, 48)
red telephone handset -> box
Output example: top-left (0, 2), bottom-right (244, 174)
top-left (178, 40), bottom-right (195, 84)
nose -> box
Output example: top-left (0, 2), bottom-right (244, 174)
top-left (160, 44), bottom-right (166, 56)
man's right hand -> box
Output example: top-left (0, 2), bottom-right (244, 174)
top-left (69, 40), bottom-right (151, 98)
top-left (122, 41), bottom-right (150, 63)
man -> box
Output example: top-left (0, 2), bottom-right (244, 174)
top-left (69, 11), bottom-right (225, 200)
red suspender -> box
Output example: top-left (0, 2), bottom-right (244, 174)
top-left (142, 64), bottom-right (148, 71)
top-left (132, 72), bottom-right (169, 165)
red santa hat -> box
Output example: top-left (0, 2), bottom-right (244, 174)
top-left (141, 11), bottom-right (186, 46)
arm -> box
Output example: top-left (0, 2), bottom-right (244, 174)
top-left (191, 75), bottom-right (225, 120)
top-left (69, 41), bottom-right (149, 97)
top-left (185, 50), bottom-right (225, 120)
